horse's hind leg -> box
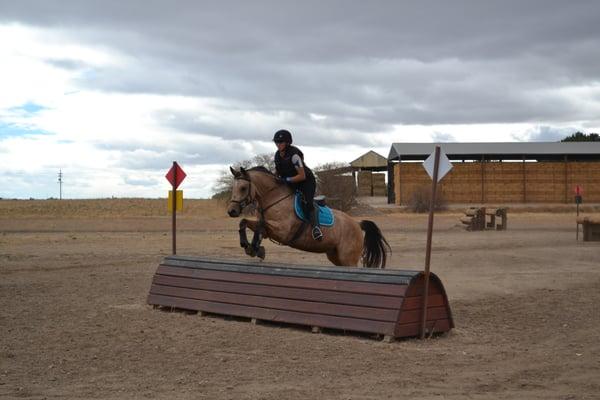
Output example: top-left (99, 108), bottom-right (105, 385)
top-left (336, 249), bottom-right (361, 266)
top-left (326, 250), bottom-right (342, 266)
top-left (327, 248), bottom-right (360, 267)
top-left (331, 234), bottom-right (363, 267)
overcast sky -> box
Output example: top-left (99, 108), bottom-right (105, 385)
top-left (1, 1), bottom-right (599, 199)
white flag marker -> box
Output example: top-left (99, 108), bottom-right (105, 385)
top-left (423, 149), bottom-right (453, 182)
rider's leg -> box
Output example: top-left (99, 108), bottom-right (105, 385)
top-left (308, 205), bottom-right (323, 241)
top-left (300, 179), bottom-right (323, 241)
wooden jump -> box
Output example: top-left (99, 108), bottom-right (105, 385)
top-left (461, 207), bottom-right (507, 231)
top-left (576, 216), bottom-right (600, 241)
top-left (147, 256), bottom-right (454, 341)
top-left (460, 207), bottom-right (485, 231)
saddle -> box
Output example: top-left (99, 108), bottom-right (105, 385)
top-left (293, 192), bottom-right (335, 227)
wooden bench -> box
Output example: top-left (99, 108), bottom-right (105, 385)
top-left (147, 256), bottom-right (454, 341)
top-left (576, 216), bottom-right (600, 241)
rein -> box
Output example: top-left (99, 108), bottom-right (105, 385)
top-left (231, 175), bottom-right (292, 215)
top-left (260, 191), bottom-right (293, 213)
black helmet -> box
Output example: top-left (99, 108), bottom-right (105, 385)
top-left (273, 129), bottom-right (293, 144)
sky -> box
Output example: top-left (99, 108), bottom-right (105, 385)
top-left (1, 1), bottom-right (599, 199)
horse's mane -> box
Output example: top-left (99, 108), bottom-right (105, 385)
top-left (246, 165), bottom-right (287, 187)
top-left (247, 166), bottom-right (275, 175)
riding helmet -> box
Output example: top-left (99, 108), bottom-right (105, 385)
top-left (273, 129), bottom-right (293, 144)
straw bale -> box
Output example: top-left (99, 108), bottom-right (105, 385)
top-left (393, 160), bottom-right (600, 204)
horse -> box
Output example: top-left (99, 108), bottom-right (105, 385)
top-left (227, 166), bottom-right (391, 268)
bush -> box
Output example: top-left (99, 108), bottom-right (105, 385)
top-left (314, 164), bottom-right (356, 212)
top-left (408, 185), bottom-right (447, 213)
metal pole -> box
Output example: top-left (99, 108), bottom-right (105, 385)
top-left (564, 155), bottom-right (568, 204)
top-left (480, 155), bottom-right (485, 204)
top-left (398, 156), bottom-right (402, 205)
top-left (576, 192), bottom-right (580, 241)
top-left (522, 156), bottom-right (526, 203)
top-left (420, 146), bottom-right (440, 339)
top-left (58, 170), bottom-right (63, 200)
top-left (172, 161), bottom-right (177, 255)
top-left (386, 162), bottom-right (394, 204)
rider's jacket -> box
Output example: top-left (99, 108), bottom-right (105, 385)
top-left (274, 145), bottom-right (314, 180)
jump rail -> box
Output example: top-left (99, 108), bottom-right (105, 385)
top-left (147, 256), bottom-right (454, 341)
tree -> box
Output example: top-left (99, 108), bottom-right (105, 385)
top-left (561, 132), bottom-right (600, 142)
top-left (313, 161), bottom-right (356, 211)
top-left (313, 161), bottom-right (351, 173)
top-left (212, 153), bottom-right (275, 199)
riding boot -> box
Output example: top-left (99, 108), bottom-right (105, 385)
top-left (309, 209), bottom-right (323, 241)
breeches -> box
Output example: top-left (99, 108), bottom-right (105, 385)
top-left (295, 178), bottom-right (316, 217)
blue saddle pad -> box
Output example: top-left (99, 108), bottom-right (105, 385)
top-left (294, 192), bottom-right (335, 227)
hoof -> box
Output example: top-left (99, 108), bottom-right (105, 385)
top-left (256, 246), bottom-right (266, 259)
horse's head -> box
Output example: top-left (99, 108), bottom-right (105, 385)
top-left (227, 166), bottom-right (254, 217)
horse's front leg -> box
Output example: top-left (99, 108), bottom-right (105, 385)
top-left (250, 219), bottom-right (266, 260)
top-left (239, 219), bottom-right (265, 259)
top-left (239, 218), bottom-right (252, 251)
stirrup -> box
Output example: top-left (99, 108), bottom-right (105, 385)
top-left (312, 226), bottom-right (323, 241)
top-left (314, 195), bottom-right (326, 206)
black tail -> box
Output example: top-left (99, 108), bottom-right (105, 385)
top-left (360, 220), bottom-right (391, 269)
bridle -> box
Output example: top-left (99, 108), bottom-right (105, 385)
top-left (229, 176), bottom-right (254, 210)
top-left (229, 175), bottom-right (293, 214)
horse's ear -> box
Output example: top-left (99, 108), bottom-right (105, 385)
top-left (230, 166), bottom-right (240, 177)
top-left (240, 167), bottom-right (248, 178)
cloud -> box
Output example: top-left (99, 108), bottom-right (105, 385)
top-left (154, 108), bottom-right (385, 147)
top-left (123, 176), bottom-right (158, 187)
top-left (1, 1), bottom-right (600, 198)
top-left (512, 125), bottom-right (577, 142)
top-left (431, 132), bottom-right (456, 142)
top-left (3, 1), bottom-right (599, 132)
top-left (44, 58), bottom-right (90, 71)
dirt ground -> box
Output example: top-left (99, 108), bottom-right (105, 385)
top-left (1, 200), bottom-right (599, 399)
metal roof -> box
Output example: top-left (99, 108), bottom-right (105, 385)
top-left (388, 142), bottom-right (600, 161)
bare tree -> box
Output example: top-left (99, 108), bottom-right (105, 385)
top-left (313, 161), bottom-right (350, 173)
top-left (212, 153), bottom-right (275, 199)
top-left (313, 161), bottom-right (356, 211)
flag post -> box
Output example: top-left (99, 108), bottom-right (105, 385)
top-left (421, 146), bottom-right (441, 339)
top-left (172, 161), bottom-right (177, 255)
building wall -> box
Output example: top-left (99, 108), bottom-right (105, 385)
top-left (394, 161), bottom-right (600, 204)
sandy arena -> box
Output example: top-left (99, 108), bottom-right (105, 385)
top-left (1, 199), bottom-right (599, 399)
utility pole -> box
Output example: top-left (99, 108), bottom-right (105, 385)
top-left (58, 170), bottom-right (63, 200)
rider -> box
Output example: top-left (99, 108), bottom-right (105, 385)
top-left (273, 129), bottom-right (323, 241)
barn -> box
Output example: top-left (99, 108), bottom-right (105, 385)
top-left (350, 150), bottom-right (388, 197)
top-left (386, 142), bottom-right (600, 205)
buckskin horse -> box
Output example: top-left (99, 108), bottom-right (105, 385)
top-left (227, 166), bottom-right (390, 268)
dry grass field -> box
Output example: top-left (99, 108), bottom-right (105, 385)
top-left (1, 199), bottom-right (599, 399)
